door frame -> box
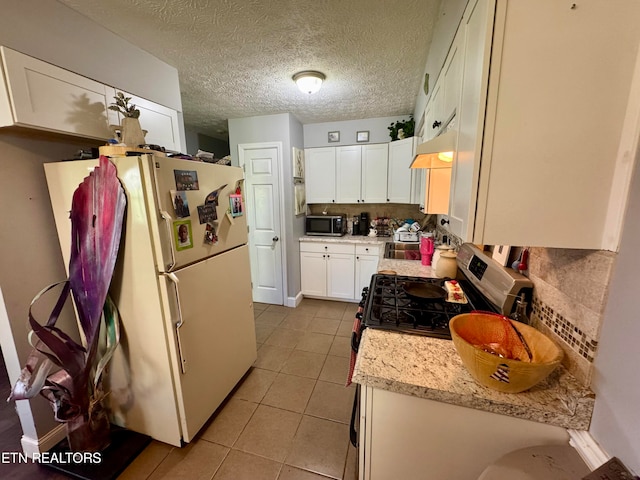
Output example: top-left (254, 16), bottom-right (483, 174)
top-left (238, 142), bottom-right (287, 305)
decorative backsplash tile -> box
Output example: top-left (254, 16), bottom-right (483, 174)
top-left (531, 297), bottom-right (598, 362)
top-left (527, 247), bottom-right (616, 386)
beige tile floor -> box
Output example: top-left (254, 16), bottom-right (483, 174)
top-left (120, 298), bottom-right (359, 480)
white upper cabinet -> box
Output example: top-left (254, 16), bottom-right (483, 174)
top-left (388, 137), bottom-right (417, 204)
top-left (434, 0), bottom-right (640, 250)
top-left (306, 144), bottom-right (393, 204)
top-left (442, 33), bottom-right (463, 126)
top-left (114, 92), bottom-right (183, 152)
top-left (305, 147), bottom-right (337, 203)
top-left (448, 0), bottom-right (492, 240)
top-left (0, 46), bottom-right (185, 150)
top-left (361, 143), bottom-right (389, 203)
top-left (0, 46), bottom-right (116, 140)
top-left (427, 80), bottom-right (444, 138)
top-left (336, 145), bottom-right (362, 203)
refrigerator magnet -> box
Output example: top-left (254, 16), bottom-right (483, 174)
top-left (197, 204), bottom-right (217, 224)
top-left (204, 223), bottom-right (218, 245)
top-left (174, 169), bottom-right (199, 191)
top-left (173, 220), bottom-right (193, 251)
top-left (171, 190), bottom-right (190, 218)
top-left (230, 193), bottom-right (243, 217)
top-left (204, 183), bottom-right (228, 206)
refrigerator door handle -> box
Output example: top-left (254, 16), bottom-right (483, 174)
top-left (160, 210), bottom-right (177, 272)
top-left (164, 271), bottom-right (187, 374)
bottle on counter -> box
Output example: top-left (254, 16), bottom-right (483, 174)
top-left (510, 294), bottom-right (530, 325)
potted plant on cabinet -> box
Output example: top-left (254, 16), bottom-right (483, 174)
top-left (388, 115), bottom-right (415, 141)
top-left (109, 92), bottom-right (146, 147)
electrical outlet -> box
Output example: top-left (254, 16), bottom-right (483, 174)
top-left (582, 457), bottom-right (638, 480)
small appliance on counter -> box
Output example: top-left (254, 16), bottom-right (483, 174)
top-left (358, 212), bottom-right (370, 236)
top-left (305, 214), bottom-right (347, 236)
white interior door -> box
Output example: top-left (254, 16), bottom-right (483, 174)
top-left (239, 144), bottom-right (284, 304)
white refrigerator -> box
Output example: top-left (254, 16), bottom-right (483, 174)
top-left (44, 154), bottom-right (257, 446)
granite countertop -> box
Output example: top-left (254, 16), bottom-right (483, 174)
top-left (299, 235), bottom-right (388, 246)
top-left (377, 258), bottom-right (437, 277)
top-left (353, 330), bottom-right (594, 430)
top-left (352, 257), bottom-right (595, 431)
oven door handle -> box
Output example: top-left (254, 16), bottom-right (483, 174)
top-left (350, 384), bottom-right (360, 448)
top-left (351, 310), bottom-right (363, 352)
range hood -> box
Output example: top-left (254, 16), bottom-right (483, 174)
top-left (409, 129), bottom-right (457, 169)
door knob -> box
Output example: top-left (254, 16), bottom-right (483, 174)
top-left (272, 236), bottom-right (279, 242)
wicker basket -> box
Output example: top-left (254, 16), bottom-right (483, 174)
top-left (450, 313), bottom-right (563, 393)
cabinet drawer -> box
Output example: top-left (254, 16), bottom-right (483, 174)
top-left (300, 241), bottom-right (355, 254)
top-left (355, 244), bottom-right (381, 257)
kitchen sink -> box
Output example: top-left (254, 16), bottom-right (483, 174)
top-left (384, 242), bottom-right (421, 260)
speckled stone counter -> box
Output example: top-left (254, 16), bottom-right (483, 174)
top-left (352, 328), bottom-right (595, 430)
top-left (299, 235), bottom-right (387, 247)
top-left (377, 258), bottom-right (438, 277)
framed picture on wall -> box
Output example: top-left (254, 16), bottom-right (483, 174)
top-left (292, 147), bottom-right (305, 179)
top-left (328, 131), bottom-right (340, 143)
top-left (357, 131), bottom-right (370, 143)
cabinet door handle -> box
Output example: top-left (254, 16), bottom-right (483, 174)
top-left (356, 256), bottom-right (359, 260)
top-left (272, 236), bottom-right (279, 242)
top-left (323, 254), bottom-right (326, 258)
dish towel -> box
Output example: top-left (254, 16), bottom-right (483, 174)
top-left (346, 306), bottom-right (364, 387)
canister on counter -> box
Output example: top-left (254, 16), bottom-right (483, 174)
top-left (435, 251), bottom-right (458, 278)
top-left (432, 245), bottom-right (454, 270)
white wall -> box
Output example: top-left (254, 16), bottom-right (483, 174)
top-left (303, 116), bottom-right (411, 148)
top-left (590, 139), bottom-right (640, 473)
top-left (0, 0), bottom-right (182, 112)
top-left (228, 113), bottom-right (305, 303)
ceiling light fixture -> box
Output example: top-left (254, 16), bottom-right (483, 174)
top-left (293, 70), bottom-right (326, 94)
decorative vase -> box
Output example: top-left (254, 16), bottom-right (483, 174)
top-left (120, 117), bottom-right (146, 147)
top-left (65, 400), bottom-right (111, 452)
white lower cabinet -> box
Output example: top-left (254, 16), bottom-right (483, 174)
top-left (359, 386), bottom-right (569, 480)
top-left (300, 242), bottom-right (355, 300)
top-left (326, 253), bottom-right (356, 299)
top-left (355, 245), bottom-right (381, 296)
top-left (300, 241), bottom-right (380, 301)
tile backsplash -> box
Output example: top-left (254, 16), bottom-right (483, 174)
top-left (307, 203), bottom-right (432, 232)
top-left (527, 247), bottom-right (616, 386)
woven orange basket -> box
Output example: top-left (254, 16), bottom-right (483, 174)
top-left (449, 312), bottom-right (563, 393)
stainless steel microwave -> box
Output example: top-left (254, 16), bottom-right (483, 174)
top-left (305, 215), bottom-right (346, 236)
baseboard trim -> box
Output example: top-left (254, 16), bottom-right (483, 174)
top-left (568, 429), bottom-right (610, 471)
top-left (21, 424), bottom-right (66, 458)
top-left (285, 292), bottom-right (304, 308)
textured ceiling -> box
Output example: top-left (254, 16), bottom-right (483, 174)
top-left (59, 0), bottom-right (441, 139)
